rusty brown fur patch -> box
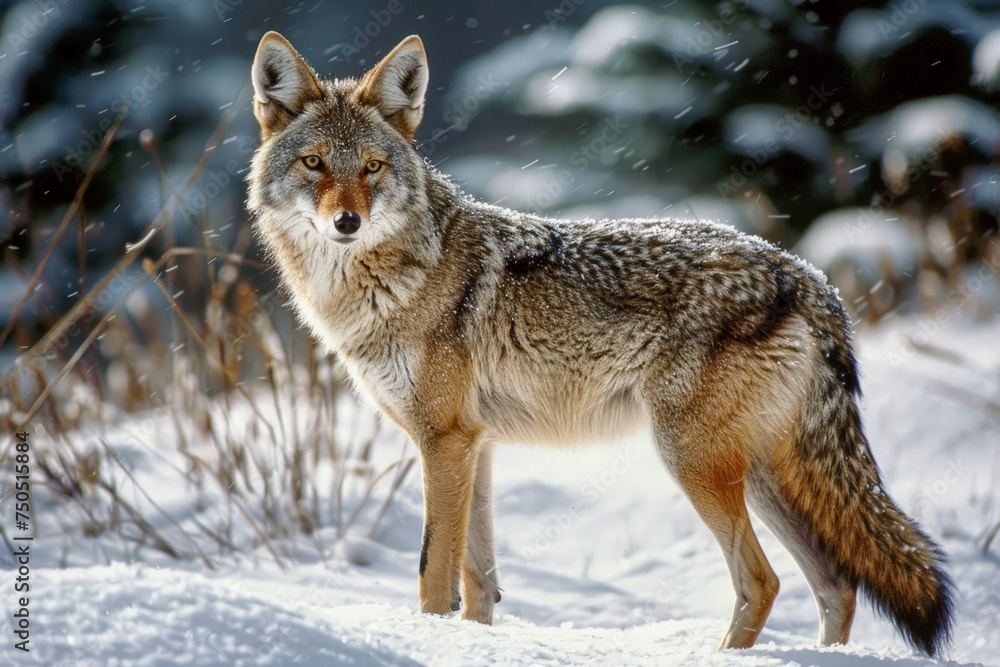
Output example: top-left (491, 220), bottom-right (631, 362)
top-left (316, 175), bottom-right (371, 221)
top-left (650, 313), bottom-right (816, 534)
top-left (708, 464), bottom-right (749, 517)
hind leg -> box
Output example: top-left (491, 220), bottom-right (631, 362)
top-left (643, 316), bottom-right (824, 648)
top-left (654, 430), bottom-right (779, 649)
top-left (746, 469), bottom-right (856, 645)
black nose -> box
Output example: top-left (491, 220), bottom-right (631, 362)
top-left (333, 211), bottom-right (361, 235)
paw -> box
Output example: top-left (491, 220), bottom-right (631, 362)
top-left (461, 585), bottom-right (499, 625)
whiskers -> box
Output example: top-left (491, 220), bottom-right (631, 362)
top-left (265, 208), bottom-right (318, 235)
top-left (298, 210), bottom-right (322, 232)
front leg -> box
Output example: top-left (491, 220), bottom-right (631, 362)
top-left (418, 428), bottom-right (480, 616)
top-left (462, 442), bottom-right (500, 624)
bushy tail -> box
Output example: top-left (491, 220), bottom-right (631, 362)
top-left (781, 360), bottom-right (955, 656)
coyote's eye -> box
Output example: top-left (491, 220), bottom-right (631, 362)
top-left (301, 155), bottom-right (323, 170)
top-left (364, 159), bottom-right (383, 174)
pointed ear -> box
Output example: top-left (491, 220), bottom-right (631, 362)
top-left (357, 35), bottom-right (428, 142)
top-left (252, 31), bottom-right (324, 138)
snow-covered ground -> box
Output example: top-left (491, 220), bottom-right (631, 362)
top-left (3, 319), bottom-right (999, 666)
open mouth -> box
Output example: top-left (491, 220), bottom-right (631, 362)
top-left (331, 235), bottom-right (357, 245)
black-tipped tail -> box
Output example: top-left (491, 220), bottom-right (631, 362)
top-left (857, 531), bottom-right (955, 656)
top-left (787, 363), bottom-right (955, 656)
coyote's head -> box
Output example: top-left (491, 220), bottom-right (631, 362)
top-left (247, 32), bottom-right (430, 250)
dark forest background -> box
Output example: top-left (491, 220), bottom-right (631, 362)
top-left (2, 0), bottom-right (999, 427)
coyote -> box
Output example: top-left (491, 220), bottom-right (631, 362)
top-left (248, 32), bottom-right (954, 655)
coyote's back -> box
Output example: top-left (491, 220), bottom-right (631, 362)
top-left (247, 31), bottom-right (954, 656)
